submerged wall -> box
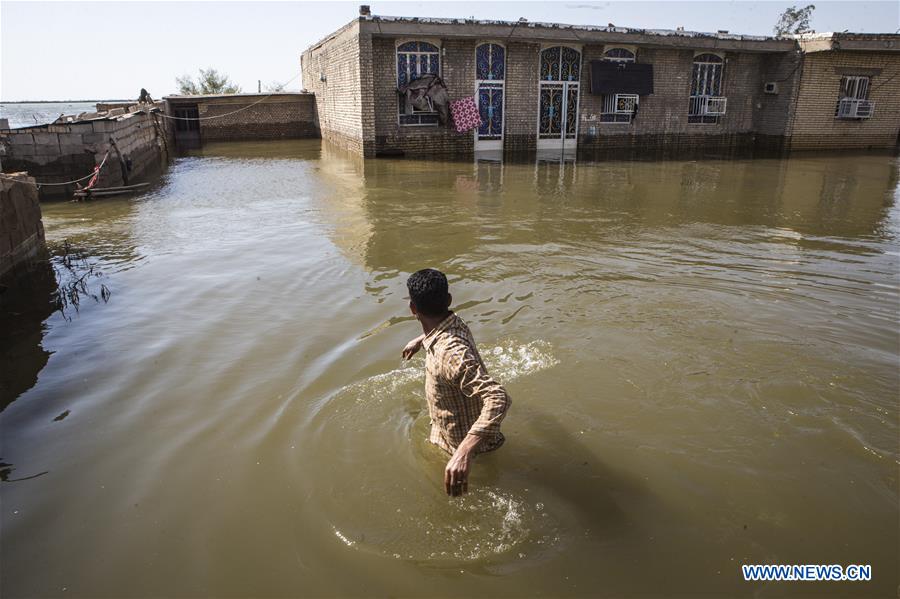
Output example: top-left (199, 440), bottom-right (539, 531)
top-left (0, 105), bottom-right (171, 200)
top-left (0, 173), bottom-right (45, 278)
top-left (165, 93), bottom-right (319, 145)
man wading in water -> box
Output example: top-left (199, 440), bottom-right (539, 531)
top-left (401, 269), bottom-right (511, 497)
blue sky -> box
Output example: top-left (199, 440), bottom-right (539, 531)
top-left (2, 1), bottom-right (897, 101)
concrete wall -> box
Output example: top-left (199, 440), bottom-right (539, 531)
top-left (787, 51), bottom-right (900, 151)
top-left (0, 107), bottom-right (170, 200)
top-left (302, 20), bottom-right (367, 154)
top-left (0, 173), bottom-right (45, 278)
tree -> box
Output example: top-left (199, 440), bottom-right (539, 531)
top-left (774, 4), bottom-right (816, 36)
top-left (263, 81), bottom-right (286, 92)
top-left (175, 68), bottom-right (242, 95)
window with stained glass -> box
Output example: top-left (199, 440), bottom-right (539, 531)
top-left (397, 41), bottom-right (441, 125)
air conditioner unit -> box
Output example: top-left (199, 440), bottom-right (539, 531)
top-left (764, 82), bottom-right (778, 94)
top-left (614, 93), bottom-right (639, 114)
top-left (705, 96), bottom-right (727, 115)
top-left (836, 98), bottom-right (875, 119)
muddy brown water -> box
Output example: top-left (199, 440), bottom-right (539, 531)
top-left (1, 140), bottom-right (898, 598)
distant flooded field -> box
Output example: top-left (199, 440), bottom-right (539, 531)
top-left (1, 140), bottom-right (898, 597)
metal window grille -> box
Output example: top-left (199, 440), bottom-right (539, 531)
top-left (835, 76), bottom-right (874, 119)
top-left (600, 49), bottom-right (636, 123)
top-left (689, 54), bottom-right (726, 124)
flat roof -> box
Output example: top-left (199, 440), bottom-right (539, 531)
top-left (792, 31), bottom-right (900, 52)
top-left (357, 13), bottom-right (796, 53)
top-left (164, 92), bottom-right (311, 101)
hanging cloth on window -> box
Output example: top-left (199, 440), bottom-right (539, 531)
top-left (450, 96), bottom-right (481, 133)
top-left (398, 74), bottom-right (451, 125)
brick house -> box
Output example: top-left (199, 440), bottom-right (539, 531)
top-left (788, 33), bottom-right (899, 151)
top-left (301, 8), bottom-right (899, 158)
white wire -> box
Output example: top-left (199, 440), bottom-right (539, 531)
top-left (158, 72), bottom-right (303, 121)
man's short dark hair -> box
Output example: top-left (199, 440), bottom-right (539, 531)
top-left (407, 268), bottom-right (450, 317)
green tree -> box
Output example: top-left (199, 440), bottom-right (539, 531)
top-left (175, 68), bottom-right (242, 95)
top-left (774, 4), bottom-right (816, 36)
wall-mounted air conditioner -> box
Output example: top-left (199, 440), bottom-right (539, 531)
top-left (704, 97), bottom-right (728, 115)
top-left (614, 94), bottom-right (639, 114)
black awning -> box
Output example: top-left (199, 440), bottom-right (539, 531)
top-left (589, 61), bottom-right (654, 95)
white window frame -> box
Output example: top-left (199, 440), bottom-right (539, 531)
top-left (396, 39), bottom-right (442, 127)
top-left (835, 76), bottom-right (874, 120)
top-left (474, 41), bottom-right (507, 151)
top-left (689, 52), bottom-right (726, 124)
top-left (536, 44), bottom-right (583, 151)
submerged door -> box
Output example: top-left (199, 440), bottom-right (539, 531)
top-left (475, 43), bottom-right (506, 152)
top-left (537, 46), bottom-right (581, 151)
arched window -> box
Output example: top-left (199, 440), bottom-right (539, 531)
top-left (476, 43), bottom-right (505, 81)
top-left (603, 48), bottom-right (635, 63)
top-left (476, 43), bottom-right (506, 145)
top-left (538, 46), bottom-right (581, 145)
top-left (689, 53), bottom-right (726, 123)
top-left (397, 41), bottom-right (440, 125)
top-left (600, 48), bottom-right (638, 123)
top-left (540, 46), bottom-right (582, 82)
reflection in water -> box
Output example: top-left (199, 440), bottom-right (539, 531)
top-left (0, 258), bottom-right (56, 411)
top-left (0, 140), bottom-right (897, 597)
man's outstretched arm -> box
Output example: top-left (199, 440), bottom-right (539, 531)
top-left (444, 350), bottom-right (511, 496)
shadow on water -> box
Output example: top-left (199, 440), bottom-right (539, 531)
top-left (1, 245), bottom-right (113, 413)
top-left (488, 409), bottom-right (645, 537)
top-left (0, 257), bottom-right (57, 412)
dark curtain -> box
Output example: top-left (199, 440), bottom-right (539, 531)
top-left (589, 62), bottom-right (654, 95)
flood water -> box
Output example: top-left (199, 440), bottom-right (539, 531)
top-left (1, 140), bottom-right (898, 598)
top-left (0, 102), bottom-right (100, 129)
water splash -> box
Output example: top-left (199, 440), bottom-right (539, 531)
top-left (317, 340), bottom-right (562, 563)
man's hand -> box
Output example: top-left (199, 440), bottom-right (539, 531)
top-left (444, 433), bottom-right (483, 496)
top-left (402, 334), bottom-right (425, 360)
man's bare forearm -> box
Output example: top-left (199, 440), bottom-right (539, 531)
top-left (455, 432), bottom-right (484, 457)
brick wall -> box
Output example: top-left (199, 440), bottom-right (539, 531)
top-left (577, 46), bottom-right (800, 158)
top-left (370, 36), bottom-right (475, 157)
top-left (305, 21), bottom-right (898, 158)
top-left (503, 42), bottom-right (540, 154)
top-left (302, 20), bottom-right (366, 154)
top-left (788, 51), bottom-right (900, 151)
top-left (0, 110), bottom-right (170, 200)
top-left (196, 94), bottom-right (318, 141)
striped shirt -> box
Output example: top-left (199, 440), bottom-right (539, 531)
top-left (422, 312), bottom-right (511, 455)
